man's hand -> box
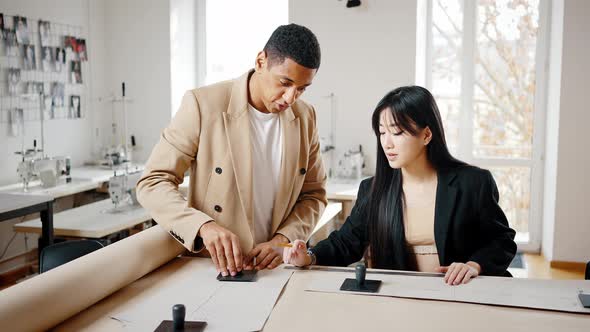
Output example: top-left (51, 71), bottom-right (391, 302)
top-left (244, 234), bottom-right (290, 270)
top-left (198, 221), bottom-right (242, 277)
top-left (436, 261), bottom-right (481, 285)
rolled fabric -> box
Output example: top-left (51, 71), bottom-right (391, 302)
top-left (0, 225), bottom-right (184, 331)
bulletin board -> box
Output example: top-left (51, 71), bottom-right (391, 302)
top-left (0, 12), bottom-right (89, 136)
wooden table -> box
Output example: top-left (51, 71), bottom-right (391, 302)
top-left (264, 268), bottom-right (590, 331)
top-left (13, 199), bottom-right (151, 239)
top-left (326, 179), bottom-right (362, 226)
top-left (69, 164), bottom-right (144, 184)
top-left (0, 193), bottom-right (54, 251)
top-left (0, 164), bottom-right (145, 244)
top-left (0, 178), bottom-right (98, 200)
top-left (53, 258), bottom-right (590, 332)
top-left (0, 164), bottom-right (145, 199)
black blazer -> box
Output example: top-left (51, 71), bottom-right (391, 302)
top-left (312, 166), bottom-right (517, 276)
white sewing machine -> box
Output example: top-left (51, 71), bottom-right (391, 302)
top-left (108, 169), bottom-right (142, 209)
top-left (16, 143), bottom-right (71, 191)
top-left (334, 145), bottom-right (365, 181)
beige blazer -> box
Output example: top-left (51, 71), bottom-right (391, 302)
top-left (136, 70), bottom-right (327, 253)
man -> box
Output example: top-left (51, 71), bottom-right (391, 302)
top-left (137, 24), bottom-right (327, 278)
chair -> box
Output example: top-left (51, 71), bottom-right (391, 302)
top-left (585, 261), bottom-right (589, 280)
top-left (40, 240), bottom-right (104, 273)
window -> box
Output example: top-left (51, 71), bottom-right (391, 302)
top-left (423, 0), bottom-right (549, 251)
top-left (204, 0), bottom-right (289, 85)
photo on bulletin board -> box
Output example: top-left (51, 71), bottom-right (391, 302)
top-left (5, 30), bottom-right (18, 56)
top-left (9, 108), bottom-right (24, 137)
top-left (64, 35), bottom-right (77, 53)
top-left (8, 68), bottom-right (21, 96)
top-left (42, 46), bottom-right (53, 72)
top-left (39, 20), bottom-right (51, 46)
top-left (77, 38), bottom-right (87, 61)
top-left (27, 81), bottom-right (36, 94)
top-left (0, 13), bottom-right (5, 40)
top-left (14, 16), bottom-right (29, 45)
top-left (70, 95), bottom-right (81, 118)
top-left (44, 95), bottom-right (54, 119)
top-left (55, 47), bottom-right (65, 72)
top-left (51, 82), bottom-right (64, 107)
top-left (42, 81), bottom-right (50, 95)
top-left (23, 44), bottom-right (36, 70)
top-left (27, 81), bottom-right (44, 95)
top-left (71, 60), bottom-right (82, 84)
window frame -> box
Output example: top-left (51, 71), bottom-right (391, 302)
top-left (423, 0), bottom-right (551, 252)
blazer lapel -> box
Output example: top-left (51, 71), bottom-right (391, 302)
top-left (434, 170), bottom-right (458, 266)
top-left (271, 107), bottom-right (300, 234)
top-left (223, 71), bottom-right (253, 229)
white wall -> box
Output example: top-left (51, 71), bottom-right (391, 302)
top-left (542, 0), bottom-right (564, 262)
top-left (0, 0), bottom-right (105, 186)
top-left (289, 0), bottom-right (417, 175)
top-left (99, 0), bottom-right (172, 163)
top-left (170, 0), bottom-right (201, 115)
top-left (544, 0), bottom-right (590, 263)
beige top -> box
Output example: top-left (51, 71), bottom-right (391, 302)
top-left (404, 187), bottom-right (440, 272)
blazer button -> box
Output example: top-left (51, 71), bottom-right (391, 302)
top-left (300, 168), bottom-right (306, 175)
top-left (215, 167), bottom-right (222, 174)
top-left (214, 205), bottom-right (222, 213)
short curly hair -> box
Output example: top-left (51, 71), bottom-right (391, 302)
top-left (263, 23), bottom-right (321, 69)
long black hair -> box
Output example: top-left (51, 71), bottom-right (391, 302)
top-left (367, 86), bottom-right (466, 269)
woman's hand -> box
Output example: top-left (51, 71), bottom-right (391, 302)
top-left (282, 239), bottom-right (312, 267)
top-left (243, 234), bottom-right (289, 271)
top-left (436, 261), bottom-right (481, 285)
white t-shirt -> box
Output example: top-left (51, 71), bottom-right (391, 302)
top-left (248, 104), bottom-right (283, 244)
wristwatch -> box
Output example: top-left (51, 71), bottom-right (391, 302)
top-left (306, 248), bottom-right (317, 266)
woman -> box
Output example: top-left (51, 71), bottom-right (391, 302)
top-left (55, 48), bottom-right (65, 72)
top-left (42, 46), bottom-right (53, 72)
top-left (24, 45), bottom-right (36, 70)
top-left (284, 86), bottom-right (516, 285)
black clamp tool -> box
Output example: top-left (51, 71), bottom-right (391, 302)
top-left (340, 263), bottom-right (382, 293)
top-left (154, 304), bottom-right (207, 331)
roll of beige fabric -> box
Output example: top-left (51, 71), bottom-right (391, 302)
top-left (0, 225), bottom-right (184, 331)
